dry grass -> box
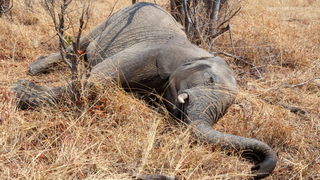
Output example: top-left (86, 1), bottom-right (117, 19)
top-left (1, 0), bottom-right (320, 179)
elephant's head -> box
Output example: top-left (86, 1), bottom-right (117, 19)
top-left (163, 57), bottom-right (277, 179)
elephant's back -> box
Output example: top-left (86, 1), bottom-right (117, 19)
top-left (87, 2), bottom-right (186, 65)
top-left (107, 2), bottom-right (185, 36)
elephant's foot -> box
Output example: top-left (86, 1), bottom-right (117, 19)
top-left (29, 54), bottom-right (63, 75)
top-left (11, 80), bottom-right (59, 109)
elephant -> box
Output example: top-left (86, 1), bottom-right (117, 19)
top-left (12, 2), bottom-right (276, 179)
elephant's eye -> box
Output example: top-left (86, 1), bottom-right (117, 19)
top-left (209, 77), bottom-right (214, 83)
top-left (203, 72), bottom-right (215, 86)
top-left (204, 77), bottom-right (215, 86)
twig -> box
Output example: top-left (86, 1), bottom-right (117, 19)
top-left (282, 77), bottom-right (320, 88)
top-left (264, 99), bottom-right (306, 116)
top-left (0, 0), bottom-right (13, 21)
top-left (279, 102), bottom-right (306, 115)
top-left (211, 23), bottom-right (229, 39)
top-left (131, 169), bottom-right (180, 180)
top-left (228, 22), bottom-right (236, 56)
top-left (74, 2), bottom-right (86, 53)
top-left (0, 0), bottom-right (13, 13)
top-left (214, 51), bottom-right (262, 78)
top-left (216, 6), bottom-right (241, 29)
top-left (57, 0), bottom-right (72, 69)
top-left (70, 2), bottom-right (86, 103)
top-left (43, 0), bottom-right (89, 106)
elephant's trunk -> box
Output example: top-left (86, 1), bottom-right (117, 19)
top-left (183, 89), bottom-right (276, 179)
top-left (193, 120), bottom-right (277, 179)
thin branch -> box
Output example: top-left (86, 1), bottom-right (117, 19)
top-left (0, 0), bottom-right (13, 13)
top-left (1, 5), bottom-right (12, 20)
top-left (216, 6), bottom-right (241, 29)
top-left (57, 0), bottom-right (72, 69)
top-left (69, 2), bottom-right (86, 103)
top-left (214, 51), bottom-right (262, 78)
top-left (214, 51), bottom-right (254, 66)
top-left (264, 99), bottom-right (306, 116)
top-left (65, 6), bottom-right (82, 14)
top-left (75, 2), bottom-right (86, 52)
top-left (266, 72), bottom-right (301, 91)
top-left (279, 102), bottom-right (306, 115)
top-left (44, 0), bottom-right (54, 22)
top-left (211, 23), bottom-right (229, 39)
top-left (282, 77), bottom-right (320, 88)
top-left (0, 0), bottom-right (13, 20)
top-left (131, 169), bottom-right (180, 180)
top-left (54, 31), bottom-right (72, 68)
top-left (228, 22), bottom-right (236, 56)
top-left (64, 0), bottom-right (72, 6)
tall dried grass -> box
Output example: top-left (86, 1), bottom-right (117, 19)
top-left (0, 0), bottom-right (320, 179)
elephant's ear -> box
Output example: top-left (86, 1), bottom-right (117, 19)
top-left (156, 35), bottom-right (214, 79)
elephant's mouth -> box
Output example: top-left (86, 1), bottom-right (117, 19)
top-left (176, 87), bottom-right (225, 125)
top-left (174, 87), bottom-right (221, 124)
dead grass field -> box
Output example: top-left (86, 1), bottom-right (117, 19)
top-left (1, 0), bottom-right (320, 179)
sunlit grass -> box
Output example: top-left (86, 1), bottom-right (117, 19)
top-left (0, 0), bottom-right (319, 179)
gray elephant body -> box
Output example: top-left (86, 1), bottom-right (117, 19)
top-left (14, 2), bottom-right (276, 179)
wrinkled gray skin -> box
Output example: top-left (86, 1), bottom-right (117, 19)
top-left (12, 2), bottom-right (276, 179)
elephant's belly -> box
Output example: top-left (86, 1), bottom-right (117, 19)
top-left (86, 27), bottom-right (175, 66)
top-left (90, 41), bottom-right (167, 94)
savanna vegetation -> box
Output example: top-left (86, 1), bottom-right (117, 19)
top-left (0, 0), bottom-right (319, 179)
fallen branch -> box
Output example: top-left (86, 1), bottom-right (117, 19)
top-left (131, 169), bottom-right (180, 180)
top-left (264, 99), bottom-right (306, 116)
top-left (279, 102), bottom-right (306, 115)
top-left (282, 77), bottom-right (320, 88)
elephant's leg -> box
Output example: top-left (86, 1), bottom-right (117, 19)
top-left (14, 42), bottom-right (162, 109)
top-left (28, 18), bottom-right (110, 75)
top-left (11, 80), bottom-right (66, 109)
top-left (88, 42), bottom-right (162, 92)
